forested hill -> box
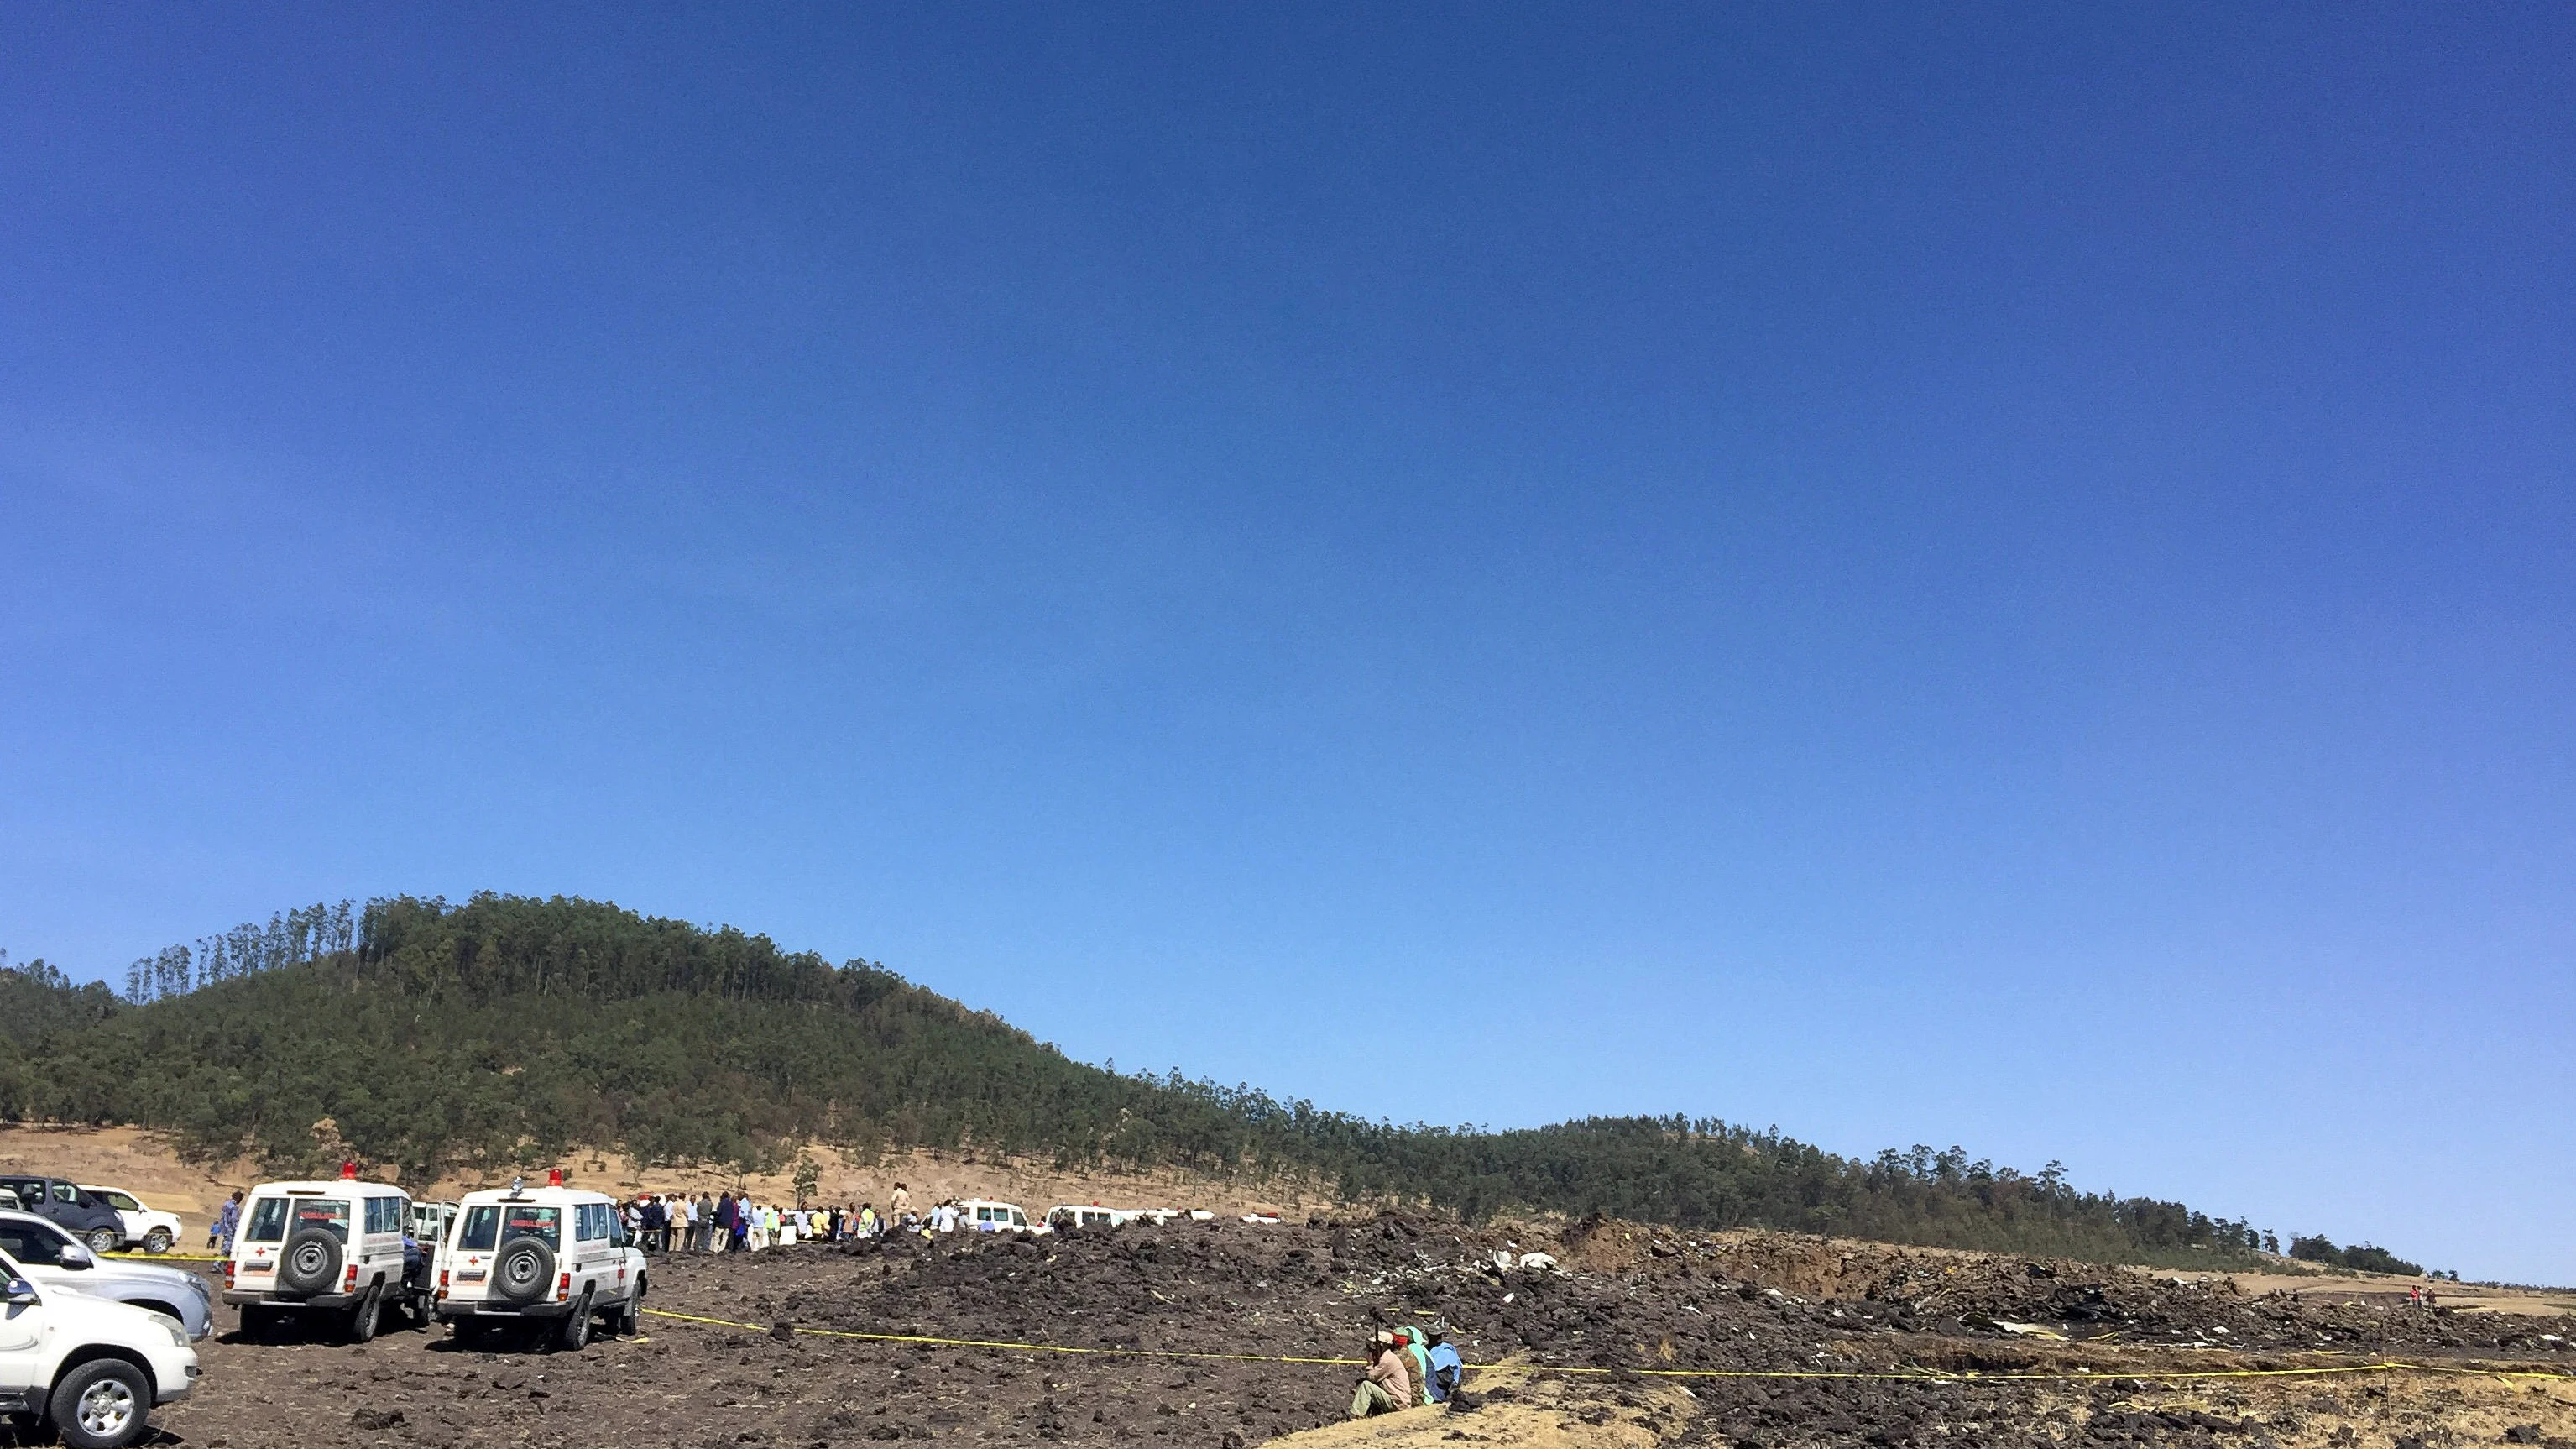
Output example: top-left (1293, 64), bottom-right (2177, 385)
top-left (2, 894), bottom-right (2302, 1269)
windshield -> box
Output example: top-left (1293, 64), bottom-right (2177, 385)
top-left (243, 1196), bottom-right (348, 1244)
top-left (102, 1191), bottom-right (141, 1211)
top-left (457, 1204), bottom-right (561, 1252)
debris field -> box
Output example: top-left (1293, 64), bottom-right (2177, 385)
top-left (102, 1212), bottom-right (2576, 1449)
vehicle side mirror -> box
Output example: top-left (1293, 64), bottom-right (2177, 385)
top-left (4, 1278), bottom-right (35, 1305)
top-left (59, 1245), bottom-right (93, 1270)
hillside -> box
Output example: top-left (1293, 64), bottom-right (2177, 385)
top-left (0, 893), bottom-right (2313, 1269)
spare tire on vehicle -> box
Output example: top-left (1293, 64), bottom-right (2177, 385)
top-left (491, 1237), bottom-right (555, 1305)
top-left (277, 1229), bottom-right (343, 1295)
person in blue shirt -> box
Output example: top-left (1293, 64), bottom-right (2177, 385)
top-left (1423, 1319), bottom-right (1465, 1403)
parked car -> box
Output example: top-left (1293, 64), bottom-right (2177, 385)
top-left (221, 1169), bottom-right (417, 1342)
top-left (409, 1201), bottom-right (458, 1248)
top-left (0, 1178), bottom-right (126, 1256)
top-left (431, 1172), bottom-right (645, 1350)
top-left (0, 1212), bottom-right (213, 1341)
top-left (0, 1245), bottom-right (200, 1449)
top-left (78, 1188), bottom-right (185, 1257)
top-left (957, 1199), bottom-right (1040, 1232)
top-left (1043, 1204), bottom-right (1177, 1231)
top-left (401, 1201), bottom-right (457, 1326)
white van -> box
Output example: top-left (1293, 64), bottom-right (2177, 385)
top-left (1042, 1205), bottom-right (1178, 1230)
top-left (221, 1168), bottom-right (412, 1342)
top-left (409, 1201), bottom-right (457, 1251)
top-left (431, 1173), bottom-right (644, 1351)
top-left (958, 1199), bottom-right (1041, 1232)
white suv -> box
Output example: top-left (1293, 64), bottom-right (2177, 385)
top-left (222, 1171), bottom-right (415, 1342)
top-left (431, 1174), bottom-right (645, 1351)
top-left (0, 1247), bottom-right (199, 1449)
top-left (79, 1189), bottom-right (184, 1258)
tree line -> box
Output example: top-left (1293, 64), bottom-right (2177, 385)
top-left (121, 902), bottom-right (358, 1003)
top-left (2288, 1235), bottom-right (2425, 1276)
top-left (0, 893), bottom-right (2366, 1271)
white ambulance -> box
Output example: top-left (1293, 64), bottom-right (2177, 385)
top-left (220, 1165), bottom-right (413, 1342)
top-left (430, 1171), bottom-right (645, 1351)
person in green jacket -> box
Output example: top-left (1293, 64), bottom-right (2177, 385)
top-left (1394, 1327), bottom-right (1437, 1405)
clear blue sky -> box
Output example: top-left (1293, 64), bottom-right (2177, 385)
top-left (3, 5), bottom-right (2569, 1283)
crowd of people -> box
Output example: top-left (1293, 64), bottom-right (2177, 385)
top-left (615, 1181), bottom-right (1004, 1252)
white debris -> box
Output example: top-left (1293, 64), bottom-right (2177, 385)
top-left (1517, 1252), bottom-right (1558, 1271)
top-left (1994, 1321), bottom-right (2067, 1339)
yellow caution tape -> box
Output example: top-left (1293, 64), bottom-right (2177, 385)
top-left (637, 1310), bottom-right (2573, 1384)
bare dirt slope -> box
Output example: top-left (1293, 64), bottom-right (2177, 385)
top-left (0, 1124), bottom-right (1330, 1244)
top-left (89, 1208), bottom-right (2575, 1449)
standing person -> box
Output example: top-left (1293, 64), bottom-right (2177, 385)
top-left (211, 1190), bottom-right (243, 1253)
top-left (715, 1191), bottom-right (739, 1252)
top-left (695, 1193), bottom-right (714, 1252)
top-left (889, 1182), bottom-right (910, 1219)
top-left (642, 1195), bottom-right (667, 1253)
top-left (859, 1201), bottom-right (878, 1238)
top-left (1349, 1333), bottom-right (1411, 1419)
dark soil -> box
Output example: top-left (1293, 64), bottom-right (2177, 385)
top-left (70, 1214), bottom-right (2573, 1449)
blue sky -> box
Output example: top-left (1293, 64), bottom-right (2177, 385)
top-left (3, 5), bottom-right (2569, 1282)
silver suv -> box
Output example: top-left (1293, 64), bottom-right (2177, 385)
top-left (0, 1213), bottom-right (213, 1341)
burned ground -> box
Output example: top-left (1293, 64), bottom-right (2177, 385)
top-left (58, 1213), bottom-right (2576, 1449)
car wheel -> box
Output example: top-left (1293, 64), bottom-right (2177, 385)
top-left (86, 1227), bottom-right (123, 1255)
top-left (142, 1227), bottom-right (173, 1255)
top-left (349, 1286), bottom-right (380, 1343)
top-left (49, 1357), bottom-right (154, 1449)
top-left (556, 1291), bottom-right (592, 1351)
